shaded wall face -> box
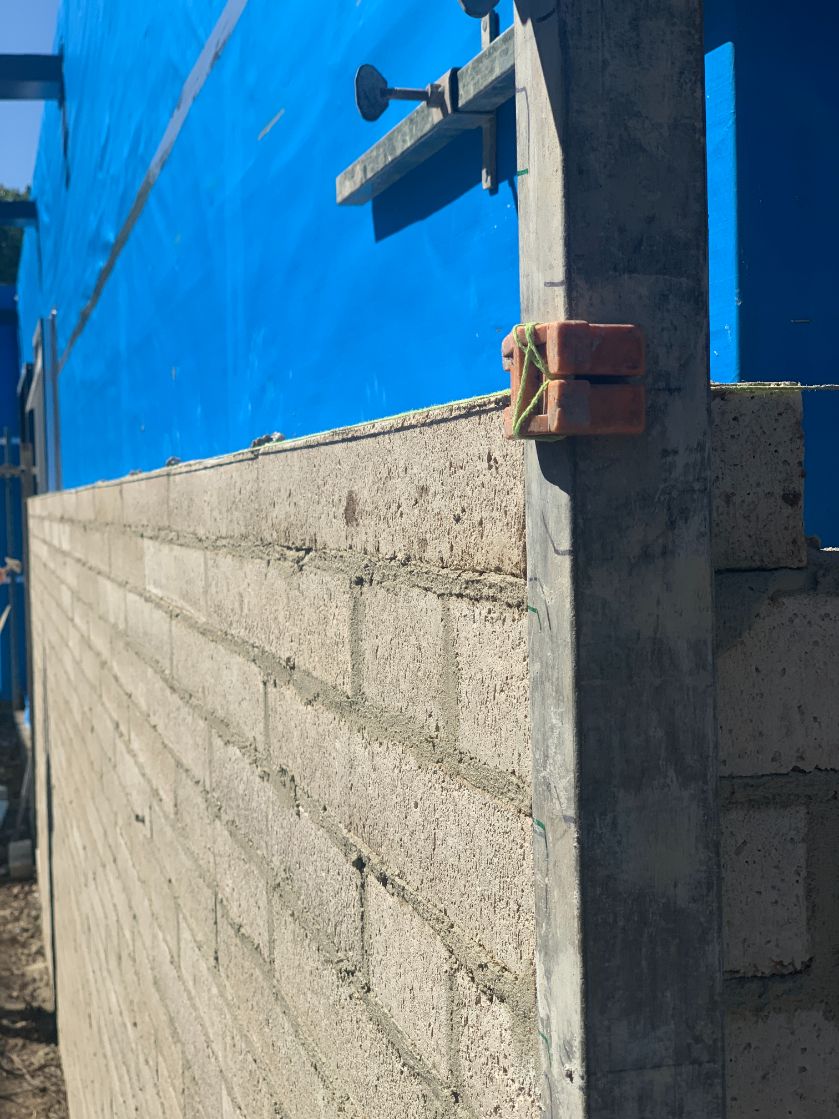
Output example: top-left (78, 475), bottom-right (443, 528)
top-left (0, 287), bottom-right (26, 706)
top-left (704, 0), bottom-right (839, 542)
top-left (27, 390), bottom-right (839, 1117)
top-left (17, 0), bottom-right (519, 487)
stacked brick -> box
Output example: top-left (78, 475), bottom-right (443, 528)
top-left (28, 389), bottom-right (837, 1117)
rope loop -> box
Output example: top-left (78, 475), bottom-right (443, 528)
top-left (510, 322), bottom-right (559, 437)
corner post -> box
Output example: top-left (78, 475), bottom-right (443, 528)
top-left (515, 2), bottom-right (726, 1116)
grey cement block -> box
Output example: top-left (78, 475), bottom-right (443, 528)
top-left (143, 669), bottom-right (211, 786)
top-left (166, 399), bottom-right (527, 578)
top-left (144, 539), bottom-right (207, 618)
top-left (128, 711), bottom-right (177, 819)
top-left (109, 529), bottom-right (146, 589)
top-left (272, 906), bottom-right (447, 1119)
top-left (212, 733), bottom-right (363, 964)
top-left (121, 473), bottom-right (169, 530)
top-left (360, 582), bottom-right (447, 733)
top-left (93, 482), bottom-right (124, 526)
top-left (216, 915), bottom-right (339, 1119)
top-left (171, 618), bottom-right (265, 751)
top-left (455, 971), bottom-right (541, 1119)
top-left (721, 804), bottom-right (810, 976)
top-left (214, 820), bottom-right (270, 958)
top-left (267, 683), bottom-right (536, 977)
top-left (365, 875), bottom-right (453, 1078)
top-left (451, 597), bottom-right (530, 780)
top-left (125, 590), bottom-right (171, 674)
top-left (205, 552), bottom-right (353, 693)
top-left (717, 565), bottom-right (839, 775)
top-left (711, 387), bottom-right (806, 571)
top-left (727, 1008), bottom-right (839, 1119)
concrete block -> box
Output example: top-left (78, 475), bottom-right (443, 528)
top-left (451, 598), bottom-right (530, 779)
top-left (211, 733), bottom-right (274, 853)
top-left (152, 809), bottom-right (216, 959)
top-left (275, 804), bottom-right (363, 967)
top-left (112, 639), bottom-right (156, 718)
top-left (267, 683), bottom-right (536, 977)
top-left (128, 711), bottom-right (177, 819)
top-left (73, 486), bottom-right (96, 523)
top-left (73, 522), bottom-right (111, 573)
top-left (360, 583), bottom-right (446, 733)
top-left (272, 907), bottom-right (448, 1118)
top-left (216, 915), bottom-right (338, 1119)
top-left (125, 590), bottom-right (171, 673)
top-left (717, 570), bottom-right (839, 775)
top-left (158, 1056), bottom-right (184, 1119)
top-left (101, 661), bottom-right (131, 738)
top-left (157, 1055), bottom-right (184, 1119)
top-left (144, 669), bottom-right (211, 786)
top-left (167, 400), bottom-right (526, 577)
top-left (711, 387), bottom-right (805, 571)
top-left (168, 456), bottom-right (260, 542)
top-left (205, 552), bottom-right (353, 692)
top-left (721, 804), bottom-right (810, 977)
top-left (109, 528), bottom-right (147, 590)
top-left (145, 539), bottom-right (207, 618)
top-left (171, 618), bottom-right (265, 751)
top-left (455, 971), bottom-right (541, 1119)
top-left (93, 482), bottom-right (124, 526)
top-left (727, 1008), bottom-right (839, 1119)
top-left (122, 472), bottom-right (169, 530)
top-left (96, 572), bottom-right (127, 631)
top-left (214, 819), bottom-right (269, 957)
top-left (365, 876), bottom-right (452, 1077)
top-left (213, 730), bottom-right (364, 963)
top-left (174, 768), bottom-right (216, 876)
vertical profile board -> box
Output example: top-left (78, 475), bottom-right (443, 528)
top-left (515, 2), bottom-right (725, 1118)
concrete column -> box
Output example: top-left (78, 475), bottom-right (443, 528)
top-left (514, 2), bottom-right (726, 1117)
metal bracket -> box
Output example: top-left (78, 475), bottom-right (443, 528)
top-left (480, 12), bottom-right (499, 192)
top-left (337, 25), bottom-right (514, 206)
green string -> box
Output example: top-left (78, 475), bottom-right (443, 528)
top-left (510, 322), bottom-right (556, 437)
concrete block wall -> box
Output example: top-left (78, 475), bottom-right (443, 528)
top-left (27, 388), bottom-right (835, 1118)
top-left (28, 397), bottom-right (538, 1119)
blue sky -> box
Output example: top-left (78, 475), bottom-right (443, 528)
top-left (0, 0), bottom-right (60, 188)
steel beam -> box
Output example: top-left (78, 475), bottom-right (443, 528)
top-left (0, 54), bottom-right (63, 101)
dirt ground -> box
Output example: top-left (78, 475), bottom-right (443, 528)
top-left (0, 714), bottom-right (68, 1118)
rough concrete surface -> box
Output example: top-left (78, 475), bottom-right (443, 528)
top-left (26, 391), bottom-right (831, 1117)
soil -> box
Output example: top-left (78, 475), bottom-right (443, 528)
top-left (0, 714), bottom-right (68, 1118)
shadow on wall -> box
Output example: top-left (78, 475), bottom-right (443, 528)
top-left (373, 99), bottom-right (518, 240)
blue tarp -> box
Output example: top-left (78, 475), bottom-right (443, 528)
top-left (18, 0), bottom-right (519, 487)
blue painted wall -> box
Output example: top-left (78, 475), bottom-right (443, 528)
top-left (17, 0), bottom-right (519, 488)
top-left (705, 0), bottom-right (839, 542)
